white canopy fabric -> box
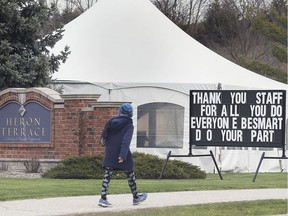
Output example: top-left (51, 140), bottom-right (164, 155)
top-left (52, 0), bottom-right (287, 173)
top-left (52, 0), bottom-right (286, 90)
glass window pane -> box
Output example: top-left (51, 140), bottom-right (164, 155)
top-left (137, 103), bottom-right (184, 148)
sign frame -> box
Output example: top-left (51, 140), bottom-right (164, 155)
top-left (189, 90), bottom-right (286, 149)
top-left (0, 101), bottom-right (52, 144)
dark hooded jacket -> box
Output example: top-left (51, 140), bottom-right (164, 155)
top-left (101, 115), bottom-right (134, 171)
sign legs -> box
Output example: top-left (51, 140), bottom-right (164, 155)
top-left (253, 152), bottom-right (287, 182)
top-left (159, 151), bottom-right (223, 180)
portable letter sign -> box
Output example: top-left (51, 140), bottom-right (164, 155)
top-left (189, 90), bottom-right (286, 148)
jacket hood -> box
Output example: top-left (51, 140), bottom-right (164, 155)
top-left (108, 115), bottom-right (132, 131)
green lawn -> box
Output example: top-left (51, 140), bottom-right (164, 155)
top-left (78, 200), bottom-right (288, 216)
top-left (0, 172), bottom-right (286, 201)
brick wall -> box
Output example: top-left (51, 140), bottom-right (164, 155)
top-left (0, 88), bottom-right (125, 170)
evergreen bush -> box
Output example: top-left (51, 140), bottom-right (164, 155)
top-left (42, 152), bottom-right (206, 179)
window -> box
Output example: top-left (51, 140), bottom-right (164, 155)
top-left (137, 103), bottom-right (184, 148)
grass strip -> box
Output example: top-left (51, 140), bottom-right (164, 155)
top-left (0, 173), bottom-right (286, 201)
top-left (76, 200), bottom-right (288, 216)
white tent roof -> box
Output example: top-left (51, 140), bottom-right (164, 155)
top-left (51, 0), bottom-right (287, 173)
top-left (52, 0), bottom-right (287, 90)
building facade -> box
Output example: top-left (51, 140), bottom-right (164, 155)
top-left (0, 88), bottom-right (122, 172)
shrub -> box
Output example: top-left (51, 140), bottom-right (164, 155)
top-left (42, 152), bottom-right (206, 179)
top-left (0, 162), bottom-right (9, 171)
top-left (133, 152), bottom-right (206, 179)
top-left (42, 155), bottom-right (104, 179)
top-left (24, 157), bottom-right (41, 173)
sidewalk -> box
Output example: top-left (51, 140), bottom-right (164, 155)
top-left (0, 189), bottom-right (287, 216)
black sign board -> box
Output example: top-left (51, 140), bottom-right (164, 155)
top-left (189, 90), bottom-right (286, 148)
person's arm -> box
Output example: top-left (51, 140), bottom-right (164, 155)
top-left (118, 124), bottom-right (134, 161)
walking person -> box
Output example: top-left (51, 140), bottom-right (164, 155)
top-left (98, 103), bottom-right (147, 207)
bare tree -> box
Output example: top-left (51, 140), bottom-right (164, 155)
top-left (198, 0), bottom-right (271, 63)
top-left (153, 0), bottom-right (208, 34)
top-left (64, 0), bottom-right (98, 12)
top-left (196, 0), bottom-right (286, 82)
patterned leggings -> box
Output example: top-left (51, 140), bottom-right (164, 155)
top-left (101, 168), bottom-right (138, 200)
